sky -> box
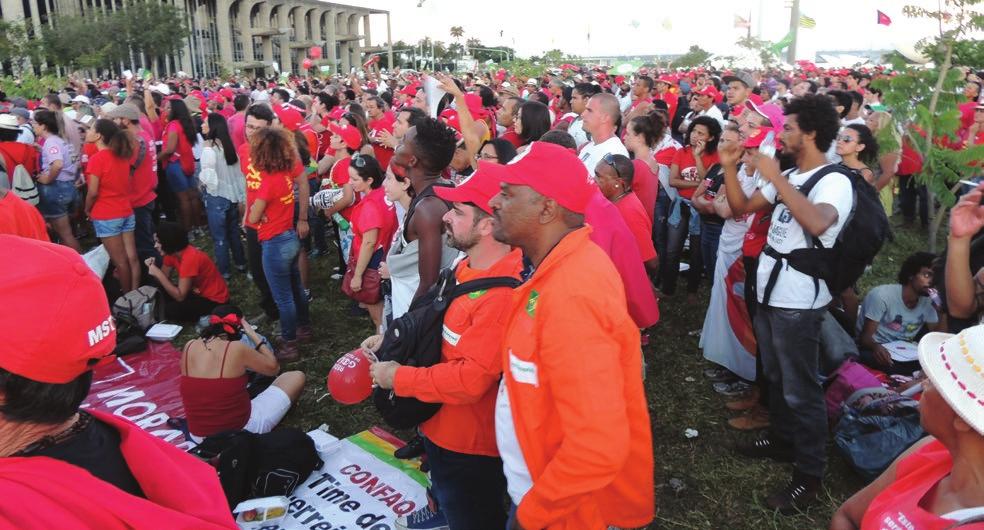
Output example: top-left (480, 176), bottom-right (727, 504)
top-left (341, 0), bottom-right (975, 61)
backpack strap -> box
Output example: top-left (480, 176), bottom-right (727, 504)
top-left (758, 164), bottom-right (850, 306)
top-left (130, 137), bottom-right (147, 178)
top-left (448, 276), bottom-right (522, 301)
top-left (403, 181), bottom-right (452, 240)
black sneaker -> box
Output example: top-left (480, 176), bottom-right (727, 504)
top-left (394, 435), bottom-right (425, 459)
top-left (736, 436), bottom-right (794, 463)
top-left (766, 470), bottom-right (822, 515)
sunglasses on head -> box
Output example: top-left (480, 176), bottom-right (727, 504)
top-left (352, 154), bottom-right (366, 167)
top-left (602, 152), bottom-right (623, 181)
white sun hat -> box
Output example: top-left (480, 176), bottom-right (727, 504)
top-left (918, 325), bottom-right (984, 435)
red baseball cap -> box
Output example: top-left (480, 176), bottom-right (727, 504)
top-left (744, 126), bottom-right (773, 148)
top-left (496, 142), bottom-right (594, 214)
top-left (328, 106), bottom-right (347, 122)
top-left (273, 103), bottom-right (304, 131)
top-left (434, 162), bottom-right (502, 214)
top-left (329, 122), bottom-right (363, 150)
top-left (696, 85), bottom-right (719, 98)
top-left (0, 236), bottom-right (117, 383)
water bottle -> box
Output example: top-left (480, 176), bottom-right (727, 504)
top-left (332, 213), bottom-right (350, 231)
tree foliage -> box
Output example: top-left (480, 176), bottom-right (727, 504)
top-left (673, 45), bottom-right (712, 68)
top-left (40, 1), bottom-right (189, 71)
top-left (0, 20), bottom-right (45, 75)
top-left (736, 36), bottom-right (779, 68)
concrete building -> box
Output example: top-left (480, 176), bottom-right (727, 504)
top-left (0, 0), bottom-right (393, 77)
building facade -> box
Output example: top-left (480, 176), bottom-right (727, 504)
top-left (0, 0), bottom-right (393, 77)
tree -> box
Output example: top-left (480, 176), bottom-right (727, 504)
top-left (873, 0), bottom-right (984, 251)
top-left (450, 26), bottom-right (464, 42)
top-left (736, 36), bottom-right (780, 68)
top-left (0, 20), bottom-right (45, 76)
top-left (924, 38), bottom-right (984, 68)
top-left (673, 45), bottom-right (712, 68)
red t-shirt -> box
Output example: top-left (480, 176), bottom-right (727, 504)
top-left (227, 112), bottom-right (246, 150)
top-left (254, 170), bottom-right (295, 241)
top-left (654, 145), bottom-right (678, 167)
top-left (861, 439), bottom-right (984, 530)
top-left (329, 157), bottom-right (358, 221)
top-left (630, 97), bottom-right (653, 111)
top-left (655, 92), bottom-right (679, 123)
top-left (672, 147), bottom-right (720, 200)
top-left (130, 128), bottom-right (158, 208)
top-left (742, 210), bottom-right (772, 258)
top-left (0, 142), bottom-right (39, 187)
top-left (499, 127), bottom-right (524, 148)
top-left (163, 245), bottom-right (229, 303)
top-left (86, 149), bottom-right (134, 221)
top-left (239, 142), bottom-right (303, 232)
top-left (165, 120), bottom-right (195, 175)
top-left (614, 192), bottom-right (657, 262)
top-left (368, 112), bottom-right (396, 169)
top-left (351, 187), bottom-right (397, 257)
top-left (0, 191), bottom-right (50, 241)
top-left (630, 159), bottom-right (658, 222)
top-left (80, 142), bottom-right (99, 174)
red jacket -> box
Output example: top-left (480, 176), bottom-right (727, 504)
top-left (394, 249), bottom-right (522, 456)
top-left (0, 409), bottom-right (236, 529)
top-left (501, 227), bottom-right (654, 529)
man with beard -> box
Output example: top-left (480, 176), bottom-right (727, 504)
top-left (720, 94), bottom-right (851, 514)
top-left (371, 167), bottom-right (521, 530)
top-left (488, 142), bottom-right (654, 529)
top-left (857, 251), bottom-right (945, 376)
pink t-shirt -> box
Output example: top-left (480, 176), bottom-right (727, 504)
top-left (584, 190), bottom-right (660, 328)
top-left (228, 112), bottom-right (246, 150)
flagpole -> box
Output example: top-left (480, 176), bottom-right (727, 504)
top-left (788, 0), bottom-right (800, 63)
top-left (747, 9), bottom-right (752, 39)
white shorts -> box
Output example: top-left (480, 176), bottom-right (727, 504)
top-left (244, 384), bottom-right (292, 434)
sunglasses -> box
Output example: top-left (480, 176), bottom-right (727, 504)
top-left (351, 154), bottom-right (366, 168)
top-left (837, 134), bottom-right (857, 143)
top-left (602, 152), bottom-right (623, 181)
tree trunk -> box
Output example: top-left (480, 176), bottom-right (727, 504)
top-left (926, 41), bottom-right (953, 253)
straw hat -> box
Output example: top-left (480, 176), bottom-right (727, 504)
top-left (919, 325), bottom-right (984, 435)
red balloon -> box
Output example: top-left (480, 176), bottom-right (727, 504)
top-left (302, 58), bottom-right (313, 70)
top-left (309, 46), bottom-right (322, 59)
top-left (327, 349), bottom-right (373, 404)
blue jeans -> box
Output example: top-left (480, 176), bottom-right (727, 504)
top-left (653, 186), bottom-right (671, 287)
top-left (92, 214), bottom-right (136, 238)
top-left (203, 192), bottom-right (246, 277)
top-left (260, 230), bottom-right (310, 340)
top-left (37, 180), bottom-right (78, 219)
top-left (700, 220), bottom-right (723, 280)
top-left (165, 161), bottom-right (194, 193)
top-left (423, 436), bottom-right (507, 530)
top-left (133, 200), bottom-right (160, 262)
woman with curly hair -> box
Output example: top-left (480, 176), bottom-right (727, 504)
top-left (246, 127), bottom-right (311, 361)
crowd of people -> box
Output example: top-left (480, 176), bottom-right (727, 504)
top-left (1, 60), bottom-right (984, 529)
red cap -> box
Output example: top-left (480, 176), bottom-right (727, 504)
top-left (0, 236), bottom-right (116, 383)
top-left (219, 88), bottom-right (235, 100)
top-left (748, 93), bottom-right (764, 106)
top-left (328, 106), bottom-right (347, 122)
top-left (614, 75), bottom-right (626, 85)
top-left (274, 103), bottom-right (304, 131)
top-left (434, 162), bottom-right (502, 214)
top-left (696, 85), bottom-right (719, 98)
top-left (399, 82), bottom-right (421, 96)
top-left (744, 126), bottom-right (773, 148)
top-left (496, 142), bottom-right (594, 214)
top-left (463, 93), bottom-right (489, 119)
top-left (657, 74), bottom-right (677, 86)
top-left (329, 122), bottom-right (363, 150)
top-left (440, 108), bottom-right (461, 132)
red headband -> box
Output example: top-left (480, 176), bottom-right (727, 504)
top-left (209, 313), bottom-right (241, 335)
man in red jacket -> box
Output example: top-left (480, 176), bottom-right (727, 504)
top-left (0, 235), bottom-right (236, 529)
top-left (370, 166), bottom-right (522, 530)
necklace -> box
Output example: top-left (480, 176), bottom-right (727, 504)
top-left (11, 412), bottom-right (88, 457)
top-left (612, 191), bottom-right (630, 203)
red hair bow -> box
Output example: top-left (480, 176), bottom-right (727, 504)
top-left (209, 313), bottom-right (241, 335)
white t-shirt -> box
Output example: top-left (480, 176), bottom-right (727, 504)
top-left (568, 115), bottom-right (589, 148)
top-left (495, 380), bottom-right (533, 505)
top-left (756, 164), bottom-right (854, 309)
top-left (579, 136), bottom-right (629, 176)
top-left (681, 105), bottom-right (727, 131)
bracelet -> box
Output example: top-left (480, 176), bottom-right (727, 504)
top-left (257, 338), bottom-right (269, 349)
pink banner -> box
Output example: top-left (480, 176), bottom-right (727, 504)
top-left (81, 342), bottom-right (193, 450)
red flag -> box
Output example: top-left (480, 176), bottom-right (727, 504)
top-left (877, 10), bottom-right (892, 26)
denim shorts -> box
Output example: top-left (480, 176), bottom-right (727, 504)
top-left (93, 214), bottom-right (136, 238)
top-left (37, 180), bottom-right (79, 220)
top-left (165, 160), bottom-right (195, 193)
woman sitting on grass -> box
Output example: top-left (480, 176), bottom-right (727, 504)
top-left (146, 221), bottom-right (230, 323)
top-left (180, 305), bottom-right (305, 441)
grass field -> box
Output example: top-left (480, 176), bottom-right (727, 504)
top-left (169, 219), bottom-right (931, 530)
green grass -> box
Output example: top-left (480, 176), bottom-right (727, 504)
top-left (171, 219), bottom-right (932, 529)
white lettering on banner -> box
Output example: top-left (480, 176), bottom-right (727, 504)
top-left (441, 324), bottom-right (461, 347)
top-left (87, 316), bottom-right (117, 346)
top-left (86, 385), bottom-right (197, 451)
top-left (509, 350), bottom-right (538, 386)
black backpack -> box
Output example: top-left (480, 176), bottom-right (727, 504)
top-left (373, 267), bottom-right (521, 430)
top-left (761, 164), bottom-right (891, 306)
top-left (189, 428), bottom-right (323, 509)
